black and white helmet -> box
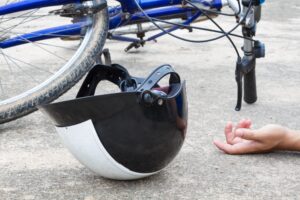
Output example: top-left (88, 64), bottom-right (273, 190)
top-left (40, 64), bottom-right (188, 180)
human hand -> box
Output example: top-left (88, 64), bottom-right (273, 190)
top-left (213, 119), bottom-right (291, 154)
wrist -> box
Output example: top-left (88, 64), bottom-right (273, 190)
top-left (277, 128), bottom-right (300, 151)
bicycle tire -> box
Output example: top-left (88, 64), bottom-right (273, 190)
top-left (0, 0), bottom-right (108, 124)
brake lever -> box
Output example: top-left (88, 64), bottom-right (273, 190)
top-left (235, 59), bottom-right (243, 111)
top-left (235, 56), bottom-right (256, 111)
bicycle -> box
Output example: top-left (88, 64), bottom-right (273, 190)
top-left (0, 0), bottom-right (265, 124)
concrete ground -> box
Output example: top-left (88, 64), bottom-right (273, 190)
top-left (1, 1), bottom-right (300, 199)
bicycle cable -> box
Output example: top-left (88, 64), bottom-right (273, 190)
top-left (186, 0), bottom-right (241, 58)
top-left (133, 0), bottom-right (253, 58)
top-left (146, 17), bottom-right (256, 42)
top-left (188, 0), bottom-right (241, 17)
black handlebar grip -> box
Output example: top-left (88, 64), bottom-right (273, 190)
top-left (243, 67), bottom-right (257, 104)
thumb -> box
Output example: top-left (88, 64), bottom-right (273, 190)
top-left (235, 128), bottom-right (259, 141)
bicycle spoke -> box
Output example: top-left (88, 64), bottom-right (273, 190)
top-left (0, 9), bottom-right (40, 38)
top-left (0, 79), bottom-right (6, 99)
top-left (0, 9), bottom-right (43, 25)
top-left (0, 27), bottom-right (69, 61)
top-left (0, 49), bottom-right (12, 72)
top-left (0, 5), bottom-right (82, 86)
top-left (0, 14), bottom-right (55, 21)
top-left (18, 37), bottom-right (68, 61)
top-left (34, 41), bottom-right (78, 51)
top-left (0, 26), bottom-right (85, 39)
top-left (0, 50), bottom-right (40, 83)
top-left (0, 51), bottom-right (54, 74)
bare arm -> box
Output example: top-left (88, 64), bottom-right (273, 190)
top-left (278, 129), bottom-right (300, 151)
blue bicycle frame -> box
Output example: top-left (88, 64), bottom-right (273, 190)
top-left (0, 0), bottom-right (266, 112)
top-left (0, 0), bottom-right (224, 49)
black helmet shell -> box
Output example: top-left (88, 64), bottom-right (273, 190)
top-left (40, 64), bottom-right (188, 180)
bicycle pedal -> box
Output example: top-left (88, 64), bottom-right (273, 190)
top-left (125, 41), bottom-right (145, 52)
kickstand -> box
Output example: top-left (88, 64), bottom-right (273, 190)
top-left (96, 48), bottom-right (112, 66)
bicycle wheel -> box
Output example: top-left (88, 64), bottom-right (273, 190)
top-left (0, 0), bottom-right (108, 123)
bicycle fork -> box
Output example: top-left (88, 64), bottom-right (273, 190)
top-left (235, 0), bottom-right (265, 111)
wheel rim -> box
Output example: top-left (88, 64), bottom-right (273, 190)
top-left (0, 0), bottom-right (106, 106)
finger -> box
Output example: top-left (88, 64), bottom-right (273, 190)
top-left (232, 136), bottom-right (244, 144)
top-left (244, 119), bottom-right (252, 128)
top-left (214, 140), bottom-right (261, 155)
top-left (224, 122), bottom-right (234, 144)
top-left (213, 140), bottom-right (231, 153)
top-left (235, 128), bottom-right (259, 141)
top-left (236, 119), bottom-right (247, 128)
top-left (213, 140), bottom-right (242, 154)
top-left (237, 119), bottom-right (252, 129)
